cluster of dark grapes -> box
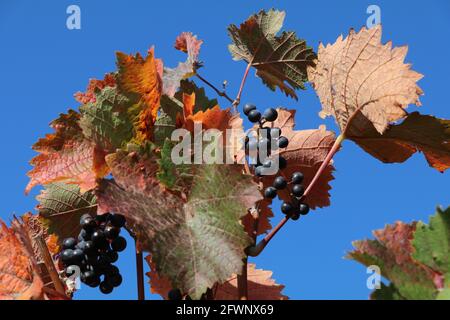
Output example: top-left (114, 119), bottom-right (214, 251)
top-left (243, 103), bottom-right (310, 221)
top-left (59, 213), bottom-right (127, 294)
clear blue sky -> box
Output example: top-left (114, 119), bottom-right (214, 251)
top-left (0, 0), bottom-right (449, 300)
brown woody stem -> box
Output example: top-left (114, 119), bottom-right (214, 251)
top-left (195, 74), bottom-right (233, 103)
top-left (237, 258), bottom-right (248, 300)
top-left (136, 248), bottom-right (145, 300)
top-left (246, 133), bottom-right (346, 256)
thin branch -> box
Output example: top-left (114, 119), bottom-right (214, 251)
top-left (246, 133), bottom-right (346, 256)
top-left (196, 74), bottom-right (233, 103)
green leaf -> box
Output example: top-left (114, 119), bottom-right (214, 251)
top-left (96, 150), bottom-right (261, 299)
top-left (412, 206), bottom-right (450, 286)
top-left (36, 183), bottom-right (97, 240)
top-left (79, 86), bottom-right (139, 152)
top-left (228, 9), bottom-right (316, 99)
top-left (436, 288), bottom-right (450, 300)
top-left (347, 222), bottom-right (438, 299)
top-left (370, 283), bottom-right (405, 300)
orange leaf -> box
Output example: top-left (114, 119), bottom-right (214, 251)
top-left (184, 105), bottom-right (233, 133)
top-left (0, 222), bottom-right (44, 300)
top-left (116, 48), bottom-right (162, 141)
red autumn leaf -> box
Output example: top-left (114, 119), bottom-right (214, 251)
top-left (74, 73), bottom-right (116, 104)
top-left (26, 111), bottom-right (109, 194)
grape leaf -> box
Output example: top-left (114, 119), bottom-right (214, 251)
top-left (74, 73), bottom-right (116, 104)
top-left (163, 32), bottom-right (203, 97)
top-left (116, 48), bottom-right (162, 141)
top-left (79, 86), bottom-right (140, 152)
top-left (348, 221), bottom-right (439, 299)
top-left (228, 9), bottom-right (316, 99)
top-left (96, 149), bottom-right (261, 299)
top-left (308, 25), bottom-right (423, 135)
top-left (370, 283), bottom-right (405, 300)
top-left (154, 81), bottom-right (217, 145)
top-left (36, 183), bottom-right (97, 241)
top-left (146, 260), bottom-right (287, 300)
top-left (250, 108), bottom-right (336, 235)
top-left (347, 112), bottom-right (450, 172)
top-left (26, 111), bottom-right (109, 194)
top-left (0, 221), bottom-right (44, 300)
top-left (215, 263), bottom-right (288, 300)
top-left (412, 206), bottom-right (450, 286)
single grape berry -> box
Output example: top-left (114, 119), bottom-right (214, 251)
top-left (243, 103), bottom-right (256, 116)
top-left (91, 230), bottom-right (109, 250)
top-left (106, 265), bottom-right (120, 277)
top-left (277, 136), bottom-right (289, 148)
top-left (278, 156), bottom-right (287, 169)
top-left (81, 270), bottom-right (97, 284)
top-left (95, 213), bottom-right (109, 224)
top-left (292, 184), bottom-right (305, 197)
top-left (270, 127), bottom-right (281, 138)
top-left (247, 109), bottom-right (261, 123)
top-left (168, 289), bottom-right (183, 300)
top-left (281, 202), bottom-right (293, 215)
top-left (87, 276), bottom-right (101, 288)
top-left (109, 214), bottom-right (126, 228)
top-left (290, 211), bottom-right (300, 221)
top-left (107, 250), bottom-right (119, 263)
top-left (111, 236), bottom-right (127, 252)
top-left (104, 225), bottom-right (120, 240)
top-left (60, 249), bottom-right (75, 265)
top-left (62, 237), bottom-right (77, 250)
top-left (299, 203), bottom-right (310, 215)
top-left (77, 240), bottom-right (96, 256)
top-left (80, 216), bottom-right (97, 232)
top-left (99, 281), bottom-right (114, 294)
top-left (72, 249), bottom-right (85, 265)
top-left (79, 213), bottom-right (92, 223)
top-left (106, 273), bottom-right (123, 287)
top-left (273, 176), bottom-right (287, 190)
top-left (291, 172), bottom-right (304, 184)
top-left (264, 187), bottom-right (277, 199)
top-left (263, 108), bottom-right (278, 122)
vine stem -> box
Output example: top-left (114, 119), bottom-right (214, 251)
top-left (232, 62), bottom-right (253, 112)
top-left (195, 74), bottom-right (233, 103)
top-left (237, 258), bottom-right (248, 300)
top-left (247, 133), bottom-right (346, 257)
top-left (136, 248), bottom-right (145, 301)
